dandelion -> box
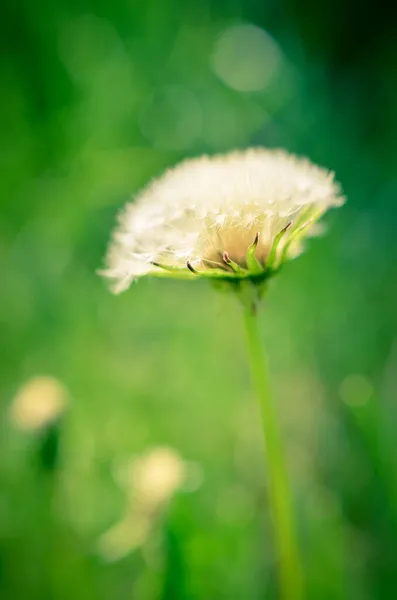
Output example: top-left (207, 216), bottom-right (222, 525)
top-left (102, 148), bottom-right (343, 294)
top-left (101, 147), bottom-right (344, 599)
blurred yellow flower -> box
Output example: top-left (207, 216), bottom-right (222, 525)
top-left (102, 148), bottom-right (344, 292)
top-left (9, 376), bottom-right (67, 431)
top-left (129, 446), bottom-right (187, 511)
top-left (98, 446), bottom-right (195, 562)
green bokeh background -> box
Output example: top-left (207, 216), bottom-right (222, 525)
top-left (1, 0), bottom-right (397, 598)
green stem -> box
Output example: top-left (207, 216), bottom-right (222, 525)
top-left (242, 299), bottom-right (303, 600)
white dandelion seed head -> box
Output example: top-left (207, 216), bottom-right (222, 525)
top-left (102, 148), bottom-right (344, 292)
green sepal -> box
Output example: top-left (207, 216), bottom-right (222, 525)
top-left (278, 220), bottom-right (312, 265)
top-left (266, 222), bottom-right (291, 271)
top-left (246, 233), bottom-right (263, 275)
top-left (223, 251), bottom-right (246, 274)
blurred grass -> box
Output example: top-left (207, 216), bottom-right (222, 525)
top-left (1, 0), bottom-right (397, 598)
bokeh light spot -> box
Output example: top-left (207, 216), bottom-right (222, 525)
top-left (339, 374), bottom-right (373, 406)
top-left (140, 85), bottom-right (202, 150)
top-left (211, 24), bottom-right (282, 92)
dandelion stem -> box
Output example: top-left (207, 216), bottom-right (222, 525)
top-left (242, 299), bottom-right (303, 600)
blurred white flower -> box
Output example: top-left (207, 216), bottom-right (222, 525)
top-left (102, 148), bottom-right (344, 293)
top-left (9, 376), bottom-right (67, 431)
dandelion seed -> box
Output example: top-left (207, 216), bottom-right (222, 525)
top-left (101, 148), bottom-right (344, 293)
